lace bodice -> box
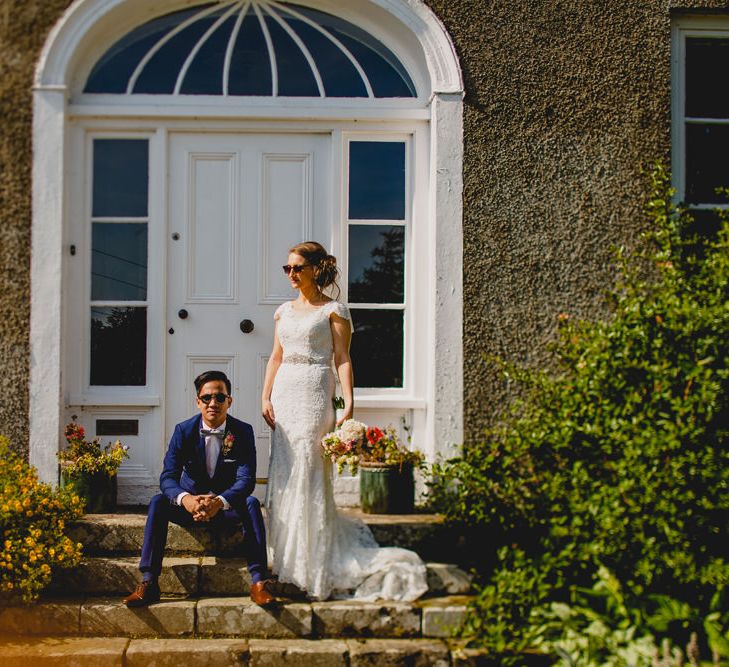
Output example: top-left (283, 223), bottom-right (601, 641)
top-left (274, 300), bottom-right (352, 366)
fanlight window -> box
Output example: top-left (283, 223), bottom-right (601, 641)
top-left (85, 0), bottom-right (417, 98)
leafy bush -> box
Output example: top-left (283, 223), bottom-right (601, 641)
top-left (0, 436), bottom-right (84, 602)
top-left (429, 166), bottom-right (729, 653)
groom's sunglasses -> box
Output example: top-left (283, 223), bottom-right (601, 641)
top-left (282, 264), bottom-right (309, 275)
top-left (198, 392), bottom-right (230, 404)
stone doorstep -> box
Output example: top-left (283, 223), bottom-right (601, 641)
top-left (0, 596), bottom-right (471, 639)
top-left (68, 509), bottom-right (449, 559)
top-left (0, 637), bottom-right (488, 667)
top-left (49, 556), bottom-right (472, 597)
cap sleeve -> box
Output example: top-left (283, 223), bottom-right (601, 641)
top-left (326, 301), bottom-right (353, 331)
top-left (273, 302), bottom-right (289, 321)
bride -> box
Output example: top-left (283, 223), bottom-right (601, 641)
top-left (261, 241), bottom-right (427, 601)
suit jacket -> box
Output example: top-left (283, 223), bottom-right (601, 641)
top-left (159, 414), bottom-right (256, 512)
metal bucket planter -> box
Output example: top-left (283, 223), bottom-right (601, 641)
top-left (60, 466), bottom-right (117, 514)
top-left (359, 461), bottom-right (415, 514)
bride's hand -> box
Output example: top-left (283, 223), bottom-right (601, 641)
top-left (336, 404), bottom-right (353, 427)
top-left (262, 400), bottom-right (276, 429)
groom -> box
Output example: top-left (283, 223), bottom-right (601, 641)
top-left (123, 370), bottom-right (276, 607)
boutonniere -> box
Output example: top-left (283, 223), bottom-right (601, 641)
top-left (222, 433), bottom-right (235, 456)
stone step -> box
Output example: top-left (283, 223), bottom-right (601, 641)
top-left (0, 636), bottom-right (492, 666)
top-left (49, 556), bottom-right (472, 598)
top-left (0, 595), bottom-right (472, 640)
top-left (67, 509), bottom-right (461, 563)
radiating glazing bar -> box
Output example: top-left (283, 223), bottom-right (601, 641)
top-left (174, 1), bottom-right (242, 95)
top-left (271, 0), bottom-right (374, 98)
top-left (223, 0), bottom-right (250, 96)
top-left (253, 1), bottom-right (278, 96)
top-left (263, 2), bottom-right (325, 97)
top-left (126, 2), bottom-right (235, 94)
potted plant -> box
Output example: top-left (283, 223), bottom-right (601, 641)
top-left (58, 423), bottom-right (129, 513)
top-left (321, 420), bottom-right (424, 514)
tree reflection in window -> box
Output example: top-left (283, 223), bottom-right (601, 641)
top-left (350, 310), bottom-right (403, 387)
top-left (90, 307), bottom-right (147, 385)
top-left (348, 225), bottom-right (404, 304)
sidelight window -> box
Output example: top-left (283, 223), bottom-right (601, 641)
top-left (346, 139), bottom-right (407, 389)
top-left (89, 139), bottom-right (149, 386)
top-left (674, 23), bottom-right (729, 238)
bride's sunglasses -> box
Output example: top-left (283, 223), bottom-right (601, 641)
top-left (282, 264), bottom-right (309, 275)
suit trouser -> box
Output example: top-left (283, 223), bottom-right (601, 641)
top-left (140, 493), bottom-right (268, 584)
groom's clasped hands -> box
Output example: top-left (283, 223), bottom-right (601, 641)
top-left (181, 493), bottom-right (223, 522)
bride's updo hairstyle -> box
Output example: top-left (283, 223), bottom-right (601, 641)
top-left (290, 241), bottom-right (340, 297)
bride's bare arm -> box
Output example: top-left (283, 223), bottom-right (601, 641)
top-left (261, 326), bottom-right (284, 429)
top-left (331, 314), bottom-right (353, 425)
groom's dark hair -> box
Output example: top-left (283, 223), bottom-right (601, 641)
top-left (194, 370), bottom-right (232, 396)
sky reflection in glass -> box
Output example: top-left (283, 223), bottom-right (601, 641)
top-left (92, 139), bottom-right (149, 218)
top-left (349, 141), bottom-right (405, 220)
top-left (92, 223), bottom-right (148, 301)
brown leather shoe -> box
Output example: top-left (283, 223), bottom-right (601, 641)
top-left (250, 580), bottom-right (276, 606)
top-left (123, 580), bottom-right (161, 607)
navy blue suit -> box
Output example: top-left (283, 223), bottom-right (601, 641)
top-left (140, 414), bottom-right (268, 583)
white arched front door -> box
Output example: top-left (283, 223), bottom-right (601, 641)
top-left (31, 0), bottom-right (464, 503)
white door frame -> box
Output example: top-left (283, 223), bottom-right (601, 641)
top-left (30, 0), bottom-right (464, 484)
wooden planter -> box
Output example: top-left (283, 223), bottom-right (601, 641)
top-left (60, 466), bottom-right (117, 514)
top-left (359, 461), bottom-right (415, 514)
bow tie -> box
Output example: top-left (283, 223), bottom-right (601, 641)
top-left (200, 429), bottom-right (224, 437)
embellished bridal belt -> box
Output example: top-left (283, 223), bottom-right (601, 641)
top-left (282, 353), bottom-right (331, 367)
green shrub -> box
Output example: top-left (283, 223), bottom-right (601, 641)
top-left (0, 436), bottom-right (84, 603)
top-left (429, 166), bottom-right (729, 651)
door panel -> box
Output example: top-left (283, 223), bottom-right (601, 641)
top-left (167, 133), bottom-right (330, 497)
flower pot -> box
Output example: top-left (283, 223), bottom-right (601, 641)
top-left (60, 467), bottom-right (117, 514)
top-left (359, 461), bottom-right (415, 514)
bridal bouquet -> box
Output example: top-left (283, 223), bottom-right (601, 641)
top-left (321, 419), bottom-right (367, 474)
top-left (321, 419), bottom-right (425, 475)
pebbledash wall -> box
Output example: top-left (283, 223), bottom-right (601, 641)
top-left (0, 0), bottom-right (724, 462)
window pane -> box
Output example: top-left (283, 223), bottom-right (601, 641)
top-left (278, 13), bottom-right (367, 97)
top-left (92, 139), bottom-right (149, 217)
top-left (180, 15), bottom-right (238, 95)
top-left (348, 225), bottom-right (404, 303)
top-left (266, 15), bottom-right (319, 96)
top-left (229, 12), bottom-right (272, 95)
top-left (290, 4), bottom-right (416, 97)
top-left (85, 7), bottom-right (204, 93)
top-left (90, 307), bottom-right (147, 386)
top-left (92, 223), bottom-right (148, 301)
top-left (686, 208), bottom-right (724, 239)
top-left (350, 309), bottom-right (403, 388)
top-left (349, 142), bottom-right (405, 219)
top-left (685, 124), bottom-right (729, 204)
top-left (686, 38), bottom-right (729, 118)
top-left (133, 13), bottom-right (222, 94)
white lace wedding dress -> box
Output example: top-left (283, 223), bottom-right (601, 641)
top-left (265, 300), bottom-right (428, 601)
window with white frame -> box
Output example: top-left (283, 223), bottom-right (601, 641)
top-left (345, 137), bottom-right (408, 388)
top-left (89, 138), bottom-right (150, 386)
top-left (674, 20), bottom-right (729, 237)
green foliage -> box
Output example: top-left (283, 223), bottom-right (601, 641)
top-left (0, 436), bottom-right (84, 603)
top-left (58, 422), bottom-right (129, 477)
top-left (429, 165), bottom-right (729, 654)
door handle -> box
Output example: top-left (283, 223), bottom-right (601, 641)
top-left (239, 319), bottom-right (254, 333)
top-left (178, 309), bottom-right (189, 319)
